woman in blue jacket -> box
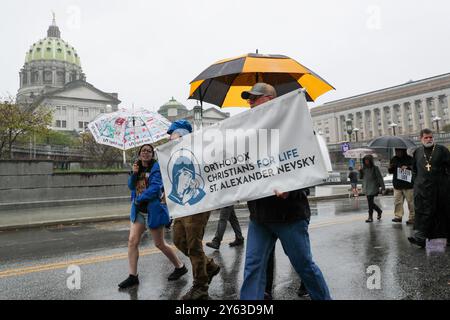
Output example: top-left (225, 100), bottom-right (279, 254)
top-left (118, 144), bottom-right (187, 289)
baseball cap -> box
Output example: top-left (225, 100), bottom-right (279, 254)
top-left (241, 83), bottom-right (277, 100)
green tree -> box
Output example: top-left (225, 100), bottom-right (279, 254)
top-left (38, 130), bottom-right (80, 146)
top-left (0, 100), bottom-right (52, 159)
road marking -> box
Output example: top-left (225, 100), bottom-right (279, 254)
top-left (0, 211), bottom-right (393, 279)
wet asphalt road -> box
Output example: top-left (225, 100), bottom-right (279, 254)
top-left (0, 196), bottom-right (449, 300)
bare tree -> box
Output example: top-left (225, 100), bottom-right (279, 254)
top-left (79, 131), bottom-right (124, 167)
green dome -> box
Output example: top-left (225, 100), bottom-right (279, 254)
top-left (159, 97), bottom-right (188, 112)
top-left (25, 37), bottom-right (81, 66)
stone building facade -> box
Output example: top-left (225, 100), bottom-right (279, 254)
top-left (311, 73), bottom-right (450, 143)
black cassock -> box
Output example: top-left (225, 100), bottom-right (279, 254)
top-left (412, 144), bottom-right (450, 240)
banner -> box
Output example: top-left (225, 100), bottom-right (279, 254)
top-left (156, 89), bottom-right (329, 218)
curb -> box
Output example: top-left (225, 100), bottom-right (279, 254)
top-left (0, 194), bottom-right (380, 232)
top-left (0, 210), bottom-right (251, 232)
top-left (0, 197), bottom-right (130, 211)
top-left (0, 215), bottom-right (130, 232)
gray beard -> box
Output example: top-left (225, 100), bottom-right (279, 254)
top-left (422, 141), bottom-right (434, 148)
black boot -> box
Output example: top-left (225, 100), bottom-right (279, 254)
top-left (118, 274), bottom-right (139, 289)
top-left (365, 213), bottom-right (373, 223)
top-left (377, 210), bottom-right (383, 220)
top-left (408, 237), bottom-right (425, 248)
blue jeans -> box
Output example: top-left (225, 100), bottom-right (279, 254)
top-left (240, 219), bottom-right (331, 300)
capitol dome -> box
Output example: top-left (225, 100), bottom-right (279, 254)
top-left (17, 15), bottom-right (86, 105)
top-left (25, 37), bottom-right (81, 67)
top-left (158, 97), bottom-right (189, 121)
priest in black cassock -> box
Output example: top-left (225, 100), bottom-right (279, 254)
top-left (408, 128), bottom-right (450, 248)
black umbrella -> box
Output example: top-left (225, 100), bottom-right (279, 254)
top-left (367, 136), bottom-right (417, 149)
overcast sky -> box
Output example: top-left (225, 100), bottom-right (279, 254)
top-left (2, 0), bottom-right (450, 116)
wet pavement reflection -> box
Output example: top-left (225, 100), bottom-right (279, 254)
top-left (0, 197), bottom-right (448, 300)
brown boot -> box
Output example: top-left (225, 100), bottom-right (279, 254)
top-left (206, 259), bottom-right (220, 284)
top-left (181, 285), bottom-right (209, 300)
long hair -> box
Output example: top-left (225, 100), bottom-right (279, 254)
top-left (136, 144), bottom-right (156, 174)
top-left (362, 155), bottom-right (375, 169)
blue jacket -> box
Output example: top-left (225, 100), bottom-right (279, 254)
top-left (128, 162), bottom-right (169, 227)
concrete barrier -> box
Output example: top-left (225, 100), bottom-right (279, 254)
top-left (0, 160), bottom-right (130, 210)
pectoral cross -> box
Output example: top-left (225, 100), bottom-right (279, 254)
top-left (425, 163), bottom-right (432, 172)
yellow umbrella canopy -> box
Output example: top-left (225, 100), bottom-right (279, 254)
top-left (189, 53), bottom-right (335, 108)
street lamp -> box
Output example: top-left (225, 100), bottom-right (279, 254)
top-left (389, 122), bottom-right (398, 136)
top-left (346, 119), bottom-right (353, 141)
top-left (193, 103), bottom-right (203, 131)
top-left (352, 127), bottom-right (359, 142)
top-left (433, 116), bottom-right (441, 133)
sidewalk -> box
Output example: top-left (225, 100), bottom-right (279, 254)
top-left (0, 193), bottom-right (352, 232)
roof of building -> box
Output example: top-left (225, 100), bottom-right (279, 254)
top-left (24, 16), bottom-right (81, 67)
top-left (27, 80), bottom-right (120, 110)
top-left (158, 97), bottom-right (188, 113)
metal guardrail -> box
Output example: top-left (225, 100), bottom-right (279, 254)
top-left (11, 144), bottom-right (84, 158)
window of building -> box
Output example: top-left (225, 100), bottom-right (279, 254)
top-left (57, 71), bottom-right (65, 84)
top-left (100, 108), bottom-right (105, 113)
top-left (62, 121), bottom-right (67, 128)
top-left (168, 108), bottom-right (178, 117)
top-left (31, 71), bottom-right (39, 83)
top-left (44, 71), bottom-right (52, 84)
top-left (78, 107), bottom-right (89, 117)
top-left (56, 120), bottom-right (61, 128)
top-left (78, 121), bottom-right (90, 130)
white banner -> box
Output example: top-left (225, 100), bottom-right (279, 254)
top-left (156, 90), bottom-right (329, 218)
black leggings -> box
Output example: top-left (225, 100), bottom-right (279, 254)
top-left (367, 195), bottom-right (381, 216)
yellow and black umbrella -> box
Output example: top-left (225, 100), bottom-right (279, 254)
top-left (188, 53), bottom-right (335, 108)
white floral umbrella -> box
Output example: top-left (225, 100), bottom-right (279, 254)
top-left (343, 148), bottom-right (378, 159)
top-left (88, 108), bottom-right (171, 151)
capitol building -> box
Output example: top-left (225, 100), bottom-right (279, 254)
top-left (16, 16), bottom-right (120, 132)
top-left (311, 73), bottom-right (450, 143)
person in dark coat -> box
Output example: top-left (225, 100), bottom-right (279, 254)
top-left (239, 83), bottom-right (331, 300)
top-left (359, 155), bottom-right (385, 223)
top-left (408, 129), bottom-right (450, 248)
top-left (348, 167), bottom-right (359, 197)
top-left (388, 149), bottom-right (415, 224)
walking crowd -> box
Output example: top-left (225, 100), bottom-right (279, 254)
top-left (350, 128), bottom-right (449, 248)
top-left (118, 83), bottom-right (449, 300)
